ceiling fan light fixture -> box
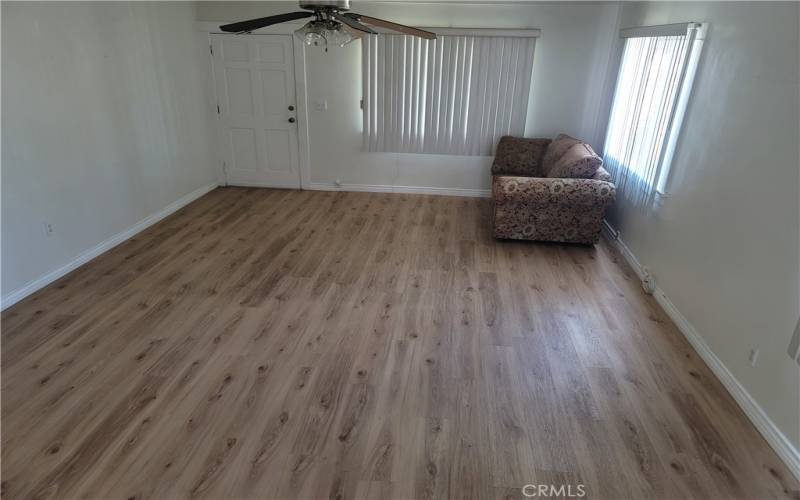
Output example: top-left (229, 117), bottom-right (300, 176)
top-left (326, 24), bottom-right (357, 47)
top-left (295, 20), bottom-right (329, 48)
top-left (295, 19), bottom-right (358, 48)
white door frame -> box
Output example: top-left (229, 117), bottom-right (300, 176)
top-left (197, 21), bottom-right (311, 189)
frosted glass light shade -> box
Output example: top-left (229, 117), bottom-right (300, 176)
top-left (295, 20), bottom-right (357, 48)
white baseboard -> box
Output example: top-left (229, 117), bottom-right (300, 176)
top-left (305, 181), bottom-right (490, 198)
top-left (1, 183), bottom-right (218, 310)
top-left (602, 221), bottom-right (800, 482)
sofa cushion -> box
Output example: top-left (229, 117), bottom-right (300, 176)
top-left (547, 142), bottom-right (603, 179)
top-left (492, 175), bottom-right (615, 207)
top-left (541, 134), bottom-right (582, 175)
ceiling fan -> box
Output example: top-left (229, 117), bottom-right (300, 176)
top-left (220, 0), bottom-right (436, 49)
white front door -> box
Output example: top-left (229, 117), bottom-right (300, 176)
top-left (211, 34), bottom-right (300, 188)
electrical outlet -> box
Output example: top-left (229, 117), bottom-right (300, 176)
top-left (315, 100), bottom-right (328, 111)
top-left (43, 222), bottom-right (54, 237)
top-left (640, 266), bottom-right (655, 295)
top-left (748, 348), bottom-right (759, 367)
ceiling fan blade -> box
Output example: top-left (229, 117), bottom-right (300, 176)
top-left (330, 12), bottom-right (377, 34)
top-left (345, 13), bottom-right (436, 39)
top-left (219, 12), bottom-right (313, 33)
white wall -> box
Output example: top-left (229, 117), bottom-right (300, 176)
top-left (609, 2), bottom-right (800, 450)
top-left (197, 1), bottom-right (621, 193)
top-left (2, 2), bottom-right (218, 301)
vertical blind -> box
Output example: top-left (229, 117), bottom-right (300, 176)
top-left (362, 33), bottom-right (537, 156)
top-left (603, 23), bottom-right (705, 207)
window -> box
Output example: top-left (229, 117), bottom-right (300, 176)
top-left (603, 23), bottom-right (706, 206)
top-left (362, 30), bottom-right (539, 156)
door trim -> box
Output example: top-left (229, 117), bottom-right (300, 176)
top-left (201, 22), bottom-right (311, 189)
top-left (292, 34), bottom-right (312, 189)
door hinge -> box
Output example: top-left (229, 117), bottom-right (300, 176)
top-left (216, 104), bottom-right (220, 114)
top-left (210, 44), bottom-right (213, 55)
top-left (360, 99), bottom-right (364, 110)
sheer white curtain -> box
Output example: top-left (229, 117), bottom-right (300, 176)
top-left (362, 32), bottom-right (537, 156)
top-left (603, 23), bottom-right (706, 207)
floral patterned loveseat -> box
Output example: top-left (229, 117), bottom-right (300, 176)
top-left (491, 134), bottom-right (616, 245)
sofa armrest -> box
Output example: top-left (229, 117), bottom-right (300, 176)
top-left (593, 166), bottom-right (612, 182)
top-left (493, 175), bottom-right (616, 207)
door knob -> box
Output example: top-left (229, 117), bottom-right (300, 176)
top-left (288, 105), bottom-right (295, 111)
top-left (288, 117), bottom-right (296, 123)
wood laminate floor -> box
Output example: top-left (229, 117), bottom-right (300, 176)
top-left (1, 187), bottom-right (797, 500)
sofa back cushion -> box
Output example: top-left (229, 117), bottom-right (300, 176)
top-left (547, 142), bottom-right (603, 179)
top-left (541, 134), bottom-right (582, 175)
top-left (491, 136), bottom-right (552, 177)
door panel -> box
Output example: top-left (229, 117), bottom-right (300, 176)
top-left (212, 34), bottom-right (300, 188)
top-left (261, 71), bottom-right (287, 116)
top-left (257, 42), bottom-right (285, 63)
top-left (225, 68), bottom-right (254, 116)
top-left (230, 128), bottom-right (259, 171)
top-left (222, 39), bottom-right (249, 61)
top-left (265, 130), bottom-right (292, 172)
